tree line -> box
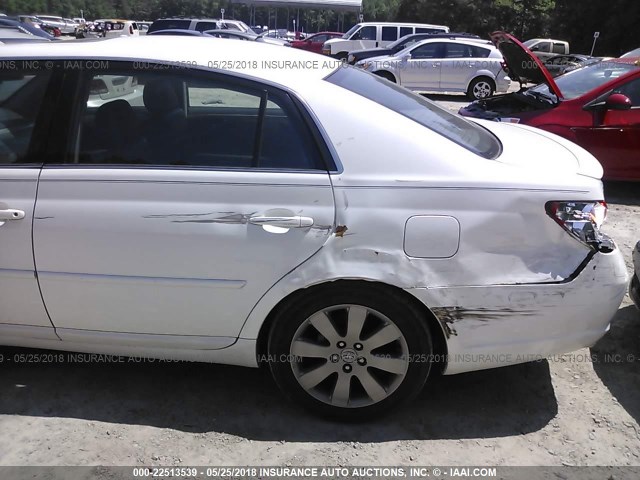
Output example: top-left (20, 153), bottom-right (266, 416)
top-left (0, 0), bottom-right (636, 55)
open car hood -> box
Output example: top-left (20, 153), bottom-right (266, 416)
top-left (490, 31), bottom-right (563, 99)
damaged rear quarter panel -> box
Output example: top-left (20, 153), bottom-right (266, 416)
top-left (239, 82), bottom-right (613, 358)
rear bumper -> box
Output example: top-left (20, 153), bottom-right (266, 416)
top-left (631, 241), bottom-right (640, 309)
top-left (407, 248), bottom-right (628, 375)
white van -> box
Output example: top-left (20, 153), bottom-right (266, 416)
top-left (322, 22), bottom-right (450, 59)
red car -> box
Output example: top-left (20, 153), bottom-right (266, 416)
top-left (460, 32), bottom-right (640, 181)
top-left (291, 31), bottom-right (342, 54)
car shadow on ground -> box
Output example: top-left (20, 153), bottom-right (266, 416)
top-left (0, 347), bottom-right (557, 441)
top-left (591, 304), bottom-right (640, 425)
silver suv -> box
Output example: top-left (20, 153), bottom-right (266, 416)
top-left (356, 38), bottom-right (511, 100)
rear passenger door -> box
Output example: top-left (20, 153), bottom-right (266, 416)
top-left (33, 64), bottom-right (336, 348)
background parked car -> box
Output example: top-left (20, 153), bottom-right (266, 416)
top-left (147, 29), bottom-right (204, 37)
top-left (356, 38), bottom-right (510, 99)
top-left (16, 15), bottom-right (60, 36)
top-left (621, 47), bottom-right (640, 58)
top-left (35, 15), bottom-right (76, 35)
top-left (0, 26), bottom-right (50, 43)
top-left (137, 21), bottom-right (152, 35)
top-left (544, 54), bottom-right (601, 77)
top-left (101, 20), bottom-right (139, 38)
top-left (347, 32), bottom-right (482, 65)
top-left (148, 17), bottom-right (251, 35)
top-left (323, 22), bottom-right (450, 59)
top-left (204, 29), bottom-right (290, 46)
top-left (523, 38), bottom-right (570, 60)
top-left (0, 18), bottom-right (54, 40)
top-left (291, 31), bottom-right (342, 54)
top-left (460, 32), bottom-right (640, 181)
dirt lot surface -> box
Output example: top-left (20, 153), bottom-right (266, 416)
top-left (0, 95), bottom-right (639, 468)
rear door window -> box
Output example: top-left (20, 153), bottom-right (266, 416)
top-left (416, 27), bottom-right (445, 34)
top-left (470, 45), bottom-right (491, 58)
top-left (381, 26), bottom-right (398, 42)
top-left (71, 68), bottom-right (327, 170)
top-left (444, 43), bottom-right (472, 58)
top-left (0, 70), bottom-right (52, 164)
top-left (399, 27), bottom-right (413, 38)
top-left (552, 42), bottom-right (566, 54)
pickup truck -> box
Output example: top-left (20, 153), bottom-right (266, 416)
top-left (522, 38), bottom-right (569, 61)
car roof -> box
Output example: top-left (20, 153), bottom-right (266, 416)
top-left (4, 36), bottom-right (338, 86)
top-left (608, 57), bottom-right (640, 66)
top-left (356, 22), bottom-right (445, 26)
top-left (409, 37), bottom-right (493, 48)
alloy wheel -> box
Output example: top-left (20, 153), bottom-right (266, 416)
top-left (289, 304), bottom-right (409, 408)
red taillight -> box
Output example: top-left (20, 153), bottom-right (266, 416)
top-left (546, 201), bottom-right (609, 249)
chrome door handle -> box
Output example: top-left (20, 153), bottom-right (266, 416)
top-left (249, 215), bottom-right (314, 228)
top-left (0, 209), bottom-right (25, 221)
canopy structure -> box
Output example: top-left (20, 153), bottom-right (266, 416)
top-left (229, 0), bottom-right (363, 13)
top-left (229, 0), bottom-right (363, 32)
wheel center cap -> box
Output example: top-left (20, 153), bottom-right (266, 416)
top-left (341, 348), bottom-right (357, 363)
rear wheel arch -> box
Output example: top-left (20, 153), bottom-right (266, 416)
top-left (256, 279), bottom-right (448, 375)
top-left (373, 70), bottom-right (397, 83)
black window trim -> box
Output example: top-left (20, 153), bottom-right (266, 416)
top-left (47, 60), bottom-right (338, 174)
top-left (0, 61), bottom-right (65, 168)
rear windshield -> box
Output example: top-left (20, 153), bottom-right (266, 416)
top-left (148, 19), bottom-right (190, 33)
top-left (326, 67), bottom-right (501, 159)
top-left (530, 61), bottom-right (638, 100)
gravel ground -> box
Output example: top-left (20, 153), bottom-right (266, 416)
top-left (0, 93), bottom-right (638, 468)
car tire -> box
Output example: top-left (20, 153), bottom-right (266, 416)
top-left (267, 282), bottom-right (432, 420)
top-left (335, 52), bottom-right (348, 61)
top-left (467, 77), bottom-right (496, 100)
top-left (374, 71), bottom-right (396, 83)
top-left (630, 274), bottom-right (640, 310)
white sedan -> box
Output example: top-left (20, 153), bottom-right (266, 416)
top-left (0, 37), bottom-right (628, 420)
